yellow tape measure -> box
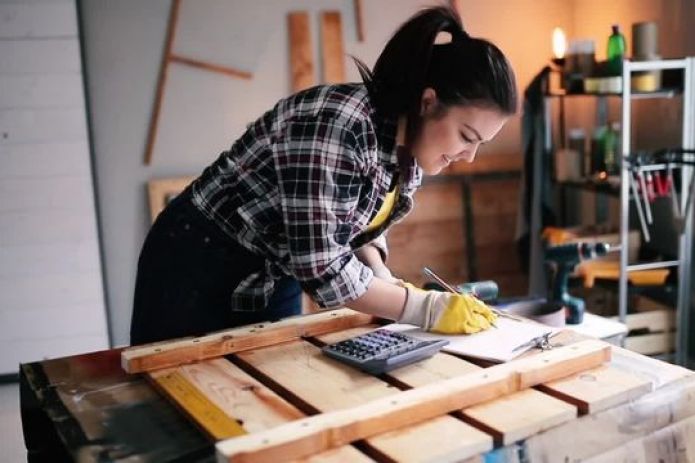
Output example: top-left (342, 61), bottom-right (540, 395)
top-left (152, 370), bottom-right (247, 440)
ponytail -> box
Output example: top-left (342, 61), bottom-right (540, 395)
top-left (355, 6), bottom-right (517, 121)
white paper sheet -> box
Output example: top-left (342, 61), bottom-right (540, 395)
top-left (383, 319), bottom-right (561, 363)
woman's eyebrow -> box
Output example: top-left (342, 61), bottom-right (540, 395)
top-left (463, 123), bottom-right (483, 142)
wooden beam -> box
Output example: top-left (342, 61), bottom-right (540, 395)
top-left (353, 0), bottom-right (364, 42)
top-left (149, 358), bottom-right (370, 461)
top-left (216, 340), bottom-right (611, 462)
top-left (237, 336), bottom-right (491, 461)
top-left (288, 12), bottom-right (315, 92)
top-left (537, 364), bottom-right (653, 414)
top-left (144, 0), bottom-right (181, 166)
top-left (320, 12), bottom-right (345, 84)
top-left (169, 54), bottom-right (252, 79)
top-left (317, 327), bottom-right (577, 446)
top-left (121, 309), bottom-right (373, 373)
top-left (522, 375), bottom-right (695, 461)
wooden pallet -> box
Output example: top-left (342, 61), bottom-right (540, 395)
top-left (121, 309), bottom-right (695, 462)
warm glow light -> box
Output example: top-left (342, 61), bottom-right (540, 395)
top-left (552, 27), bottom-right (567, 59)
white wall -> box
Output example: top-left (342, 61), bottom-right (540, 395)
top-left (0, 0), bottom-right (109, 374)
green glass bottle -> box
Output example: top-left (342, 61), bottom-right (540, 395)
top-left (607, 24), bottom-right (626, 76)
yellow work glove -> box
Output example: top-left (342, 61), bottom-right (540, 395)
top-left (399, 283), bottom-right (497, 334)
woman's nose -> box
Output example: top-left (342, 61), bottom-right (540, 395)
top-left (458, 145), bottom-right (479, 163)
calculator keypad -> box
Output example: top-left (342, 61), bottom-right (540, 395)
top-left (322, 329), bottom-right (448, 374)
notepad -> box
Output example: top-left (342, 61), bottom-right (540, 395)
top-left (382, 318), bottom-right (561, 363)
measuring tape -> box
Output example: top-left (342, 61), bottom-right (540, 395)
top-left (152, 370), bottom-right (247, 440)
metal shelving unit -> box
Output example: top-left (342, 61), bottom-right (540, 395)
top-left (619, 58), bottom-right (695, 367)
top-left (542, 58), bottom-right (695, 367)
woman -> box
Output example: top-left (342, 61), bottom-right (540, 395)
top-left (130, 6), bottom-right (517, 345)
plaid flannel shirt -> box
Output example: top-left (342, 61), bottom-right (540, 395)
top-left (191, 83), bottom-right (422, 311)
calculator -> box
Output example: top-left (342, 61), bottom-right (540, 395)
top-left (322, 329), bottom-right (449, 375)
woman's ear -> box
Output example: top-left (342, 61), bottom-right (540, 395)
top-left (420, 88), bottom-right (438, 116)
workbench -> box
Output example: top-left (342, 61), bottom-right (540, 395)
top-left (21, 309), bottom-right (695, 462)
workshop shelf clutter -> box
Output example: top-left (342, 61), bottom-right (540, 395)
top-left (542, 56), bottom-right (695, 363)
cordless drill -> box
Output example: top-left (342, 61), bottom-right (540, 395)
top-left (545, 242), bottom-right (609, 324)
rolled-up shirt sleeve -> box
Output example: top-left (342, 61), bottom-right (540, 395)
top-left (273, 115), bottom-right (374, 308)
top-left (368, 234), bottom-right (389, 263)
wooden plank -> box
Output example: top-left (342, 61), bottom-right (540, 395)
top-left (387, 220), bottom-right (466, 285)
top-left (318, 327), bottom-right (577, 446)
top-left (143, 0), bottom-right (180, 165)
top-left (353, 0), bottom-right (364, 42)
top-left (583, 414), bottom-right (695, 463)
top-left (236, 338), bottom-right (493, 463)
top-left (523, 375), bottom-right (695, 462)
top-left (624, 332), bottom-right (675, 356)
top-left (217, 340), bottom-right (611, 462)
top-left (464, 389), bottom-right (576, 445)
top-left (288, 12), bottom-right (315, 92)
top-left (470, 179), bottom-right (520, 217)
top-left (121, 309), bottom-right (374, 373)
top-left (320, 12), bottom-right (345, 84)
top-left (538, 364), bottom-right (653, 414)
top-left (610, 345), bottom-right (692, 388)
top-left (149, 358), bottom-right (370, 462)
top-left (445, 152), bottom-right (521, 175)
top-left (169, 54), bottom-right (252, 80)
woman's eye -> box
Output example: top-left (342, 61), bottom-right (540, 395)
top-left (460, 133), bottom-right (473, 143)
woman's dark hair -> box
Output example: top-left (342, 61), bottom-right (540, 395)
top-left (354, 6), bottom-right (517, 121)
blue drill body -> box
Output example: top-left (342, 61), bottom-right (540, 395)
top-left (545, 242), bottom-right (609, 324)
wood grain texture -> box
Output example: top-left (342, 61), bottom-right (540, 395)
top-left (217, 340), bottom-right (611, 462)
top-left (464, 389), bottom-right (576, 445)
top-left (320, 12), bottom-right (345, 84)
top-left (538, 364), bottom-right (653, 414)
top-left (236, 339), bottom-right (493, 463)
top-left (150, 358), bottom-right (370, 462)
top-left (318, 326), bottom-right (578, 446)
top-left (144, 0), bottom-right (181, 165)
top-left (121, 309), bottom-right (373, 373)
top-left (169, 54), bottom-right (252, 79)
top-left (523, 375), bottom-right (695, 462)
top-left (353, 0), bottom-right (364, 42)
top-left (288, 12), bottom-right (315, 92)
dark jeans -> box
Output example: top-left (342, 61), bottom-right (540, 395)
top-left (130, 189), bottom-right (301, 345)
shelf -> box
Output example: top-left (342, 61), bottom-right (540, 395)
top-left (546, 88), bottom-right (681, 99)
top-left (627, 261), bottom-right (680, 272)
top-left (555, 178), bottom-right (620, 196)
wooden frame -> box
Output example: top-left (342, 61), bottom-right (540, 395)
top-left (147, 176), bottom-right (195, 223)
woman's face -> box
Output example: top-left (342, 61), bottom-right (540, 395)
top-left (410, 89), bottom-right (510, 175)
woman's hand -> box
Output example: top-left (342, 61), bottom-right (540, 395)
top-left (399, 283), bottom-right (497, 334)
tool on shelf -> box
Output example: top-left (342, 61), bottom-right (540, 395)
top-left (624, 148), bottom-right (695, 237)
top-left (545, 242), bottom-right (610, 324)
top-left (422, 267), bottom-right (525, 322)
